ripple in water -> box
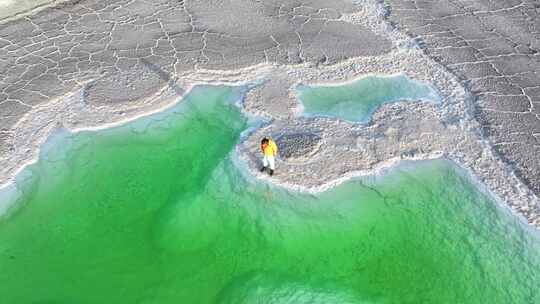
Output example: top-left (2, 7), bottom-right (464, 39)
top-left (0, 85), bottom-right (538, 303)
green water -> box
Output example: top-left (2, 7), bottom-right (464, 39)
top-left (0, 85), bottom-right (539, 303)
top-left (297, 74), bottom-right (441, 122)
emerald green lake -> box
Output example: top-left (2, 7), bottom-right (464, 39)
top-left (297, 74), bottom-right (441, 122)
top-left (0, 85), bottom-right (538, 303)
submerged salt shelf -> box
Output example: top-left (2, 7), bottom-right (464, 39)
top-left (296, 74), bottom-right (441, 122)
top-left (0, 85), bottom-right (539, 303)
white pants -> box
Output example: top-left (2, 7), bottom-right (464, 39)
top-left (263, 155), bottom-right (275, 170)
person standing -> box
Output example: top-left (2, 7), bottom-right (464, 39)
top-left (260, 137), bottom-right (278, 176)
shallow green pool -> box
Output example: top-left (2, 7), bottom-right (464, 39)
top-left (0, 85), bottom-right (538, 303)
top-left (297, 74), bottom-right (441, 122)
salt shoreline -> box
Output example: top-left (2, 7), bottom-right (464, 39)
top-left (0, 0), bottom-right (538, 228)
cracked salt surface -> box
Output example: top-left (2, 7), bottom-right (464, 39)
top-left (0, 0), bottom-right (538, 300)
top-left (384, 0), bottom-right (540, 201)
top-left (296, 73), bottom-right (441, 122)
top-left (0, 0), bottom-right (538, 228)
